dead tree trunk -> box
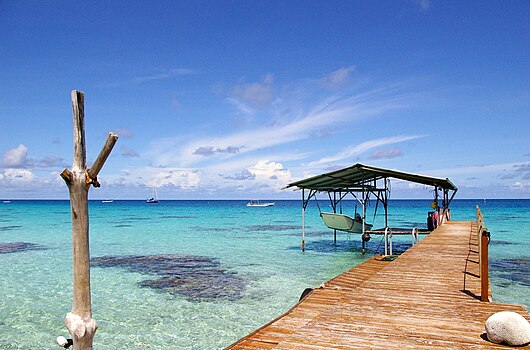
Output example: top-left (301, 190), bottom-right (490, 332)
top-left (60, 90), bottom-right (118, 350)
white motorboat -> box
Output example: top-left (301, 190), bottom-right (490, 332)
top-left (246, 200), bottom-right (275, 207)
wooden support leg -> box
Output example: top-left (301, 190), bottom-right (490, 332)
top-left (481, 230), bottom-right (490, 302)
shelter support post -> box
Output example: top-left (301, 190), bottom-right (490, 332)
top-left (384, 227), bottom-right (393, 256)
top-left (361, 239), bottom-right (365, 254)
top-left (384, 227), bottom-right (388, 256)
top-left (411, 227), bottom-right (419, 246)
top-left (302, 207), bottom-right (305, 252)
top-left (388, 229), bottom-right (394, 255)
top-left (384, 179), bottom-right (389, 228)
top-left (389, 229), bottom-right (393, 255)
top-left (361, 200), bottom-right (366, 254)
top-left (301, 189), bottom-right (305, 252)
top-left (361, 190), bottom-right (367, 254)
top-left (300, 188), bottom-right (315, 253)
top-left (331, 191), bottom-right (337, 245)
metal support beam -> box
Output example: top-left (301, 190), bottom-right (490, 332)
top-left (302, 206), bottom-right (305, 252)
top-left (333, 192), bottom-right (337, 244)
top-left (301, 189), bottom-right (305, 252)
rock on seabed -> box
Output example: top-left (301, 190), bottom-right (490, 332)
top-left (0, 242), bottom-right (43, 253)
top-left (91, 254), bottom-right (245, 301)
top-left (485, 311), bottom-right (530, 346)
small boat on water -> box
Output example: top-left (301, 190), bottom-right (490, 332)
top-left (2, 200), bottom-right (11, 204)
top-left (101, 200), bottom-right (113, 203)
top-left (247, 200), bottom-right (275, 207)
top-left (320, 212), bottom-right (373, 234)
top-left (146, 187), bottom-right (158, 204)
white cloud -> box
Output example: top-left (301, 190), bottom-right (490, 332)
top-left (148, 168), bottom-right (201, 189)
top-left (104, 68), bottom-right (195, 87)
top-left (169, 87), bottom-right (413, 167)
top-left (318, 66), bottom-right (355, 89)
top-left (35, 156), bottom-right (64, 168)
top-left (193, 146), bottom-right (240, 157)
top-left (109, 164), bottom-right (202, 192)
top-left (0, 168), bottom-right (34, 186)
top-left (424, 162), bottom-right (526, 179)
top-left (2, 145), bottom-right (64, 169)
top-left (226, 97), bottom-right (255, 116)
top-left (121, 145), bottom-right (140, 158)
top-left (248, 160), bottom-right (292, 190)
top-left (133, 159), bottom-right (286, 195)
top-left (231, 74), bottom-right (275, 110)
top-left (138, 71), bottom-right (420, 197)
top-left (132, 68), bottom-right (195, 83)
top-left (183, 158), bottom-right (295, 194)
top-left (370, 147), bottom-right (403, 160)
top-left (223, 169), bottom-right (256, 181)
top-left (511, 181), bottom-right (524, 189)
top-left (310, 135), bottom-right (423, 166)
top-left (407, 182), bottom-right (423, 189)
top-left (115, 128), bottom-right (135, 138)
top-left (198, 151), bottom-right (307, 182)
top-left (3, 144), bottom-right (30, 168)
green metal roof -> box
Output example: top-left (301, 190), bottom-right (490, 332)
top-left (285, 163), bottom-right (458, 192)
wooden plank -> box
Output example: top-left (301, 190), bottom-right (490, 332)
top-left (227, 221), bottom-right (530, 349)
top-left (226, 258), bottom-right (389, 349)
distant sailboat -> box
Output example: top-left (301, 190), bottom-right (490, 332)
top-left (146, 187), bottom-right (158, 204)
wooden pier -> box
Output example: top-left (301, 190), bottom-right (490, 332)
top-left (227, 221), bottom-right (530, 349)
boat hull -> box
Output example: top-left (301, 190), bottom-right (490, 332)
top-left (246, 202), bottom-right (274, 207)
top-left (320, 212), bottom-right (373, 233)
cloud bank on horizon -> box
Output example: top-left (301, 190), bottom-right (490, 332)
top-left (0, 1), bottom-right (528, 199)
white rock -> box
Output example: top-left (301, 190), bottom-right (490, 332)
top-left (56, 336), bottom-right (69, 347)
top-left (485, 311), bottom-right (530, 346)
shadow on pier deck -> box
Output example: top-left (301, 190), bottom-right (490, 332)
top-left (227, 221), bottom-right (530, 349)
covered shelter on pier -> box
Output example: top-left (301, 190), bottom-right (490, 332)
top-left (285, 163), bottom-right (458, 253)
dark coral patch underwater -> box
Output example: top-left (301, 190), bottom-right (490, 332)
top-left (91, 254), bottom-right (245, 301)
top-left (490, 258), bottom-right (530, 287)
top-left (248, 224), bottom-right (300, 231)
top-left (490, 240), bottom-right (513, 245)
top-left (0, 225), bottom-right (22, 232)
top-left (160, 215), bottom-right (196, 219)
top-left (0, 242), bottom-right (45, 253)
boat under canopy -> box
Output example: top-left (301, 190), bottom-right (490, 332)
top-left (285, 163), bottom-right (458, 253)
top-left (320, 212), bottom-right (373, 233)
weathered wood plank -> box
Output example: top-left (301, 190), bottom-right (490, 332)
top-left (227, 221), bottom-right (530, 349)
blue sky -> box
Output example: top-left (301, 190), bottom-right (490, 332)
top-left (0, 0), bottom-right (528, 199)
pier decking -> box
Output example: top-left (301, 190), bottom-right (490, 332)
top-left (227, 221), bottom-right (530, 349)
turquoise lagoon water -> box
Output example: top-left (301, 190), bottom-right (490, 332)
top-left (0, 199), bottom-right (528, 349)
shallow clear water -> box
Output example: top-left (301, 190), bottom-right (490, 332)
top-left (0, 199), bottom-right (528, 349)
